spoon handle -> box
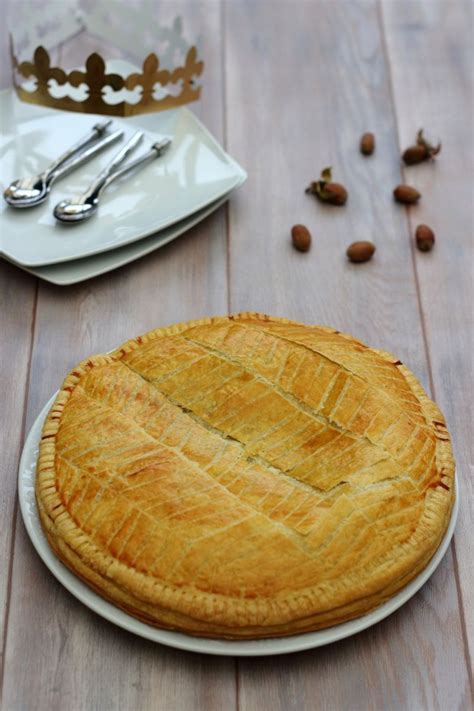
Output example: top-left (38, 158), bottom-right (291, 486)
top-left (80, 131), bottom-right (145, 201)
top-left (103, 139), bottom-right (172, 189)
top-left (43, 119), bottom-right (113, 179)
top-left (50, 130), bottom-right (124, 183)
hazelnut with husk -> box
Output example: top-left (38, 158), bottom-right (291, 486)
top-left (306, 167), bottom-right (348, 206)
top-left (402, 129), bottom-right (441, 165)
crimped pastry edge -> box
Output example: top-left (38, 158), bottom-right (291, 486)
top-left (36, 313), bottom-right (455, 638)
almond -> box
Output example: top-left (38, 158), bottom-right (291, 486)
top-left (393, 185), bottom-right (421, 204)
top-left (415, 224), bottom-right (435, 251)
top-left (291, 224), bottom-right (311, 252)
top-left (346, 241), bottom-right (375, 263)
top-left (360, 132), bottom-right (375, 156)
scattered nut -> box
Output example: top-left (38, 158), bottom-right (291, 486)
top-left (360, 132), bottom-right (375, 156)
top-left (346, 241), bottom-right (376, 263)
top-left (402, 129), bottom-right (441, 165)
top-left (291, 224), bottom-right (311, 252)
top-left (306, 167), bottom-right (348, 206)
top-left (393, 184), bottom-right (421, 204)
top-left (415, 224), bottom-right (435, 251)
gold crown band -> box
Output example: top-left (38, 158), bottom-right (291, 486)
top-left (10, 39), bottom-right (204, 117)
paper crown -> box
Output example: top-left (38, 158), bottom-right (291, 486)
top-left (9, 4), bottom-right (205, 117)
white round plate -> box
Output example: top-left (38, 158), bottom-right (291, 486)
top-left (19, 395), bottom-right (458, 657)
top-left (0, 89), bottom-right (246, 267)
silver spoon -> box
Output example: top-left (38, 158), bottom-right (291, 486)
top-left (54, 135), bottom-right (171, 224)
top-left (3, 120), bottom-right (123, 208)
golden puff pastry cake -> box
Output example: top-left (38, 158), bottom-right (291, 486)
top-left (36, 314), bottom-right (455, 639)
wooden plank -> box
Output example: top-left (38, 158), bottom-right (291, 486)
top-left (1, 3), bottom-right (236, 709)
top-left (224, 1), bottom-right (470, 709)
top-left (381, 0), bottom-right (473, 669)
top-left (0, 264), bottom-right (36, 674)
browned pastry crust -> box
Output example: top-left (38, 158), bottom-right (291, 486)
top-left (36, 314), bottom-right (455, 638)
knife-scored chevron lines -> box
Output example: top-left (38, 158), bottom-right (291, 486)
top-left (36, 314), bottom-right (454, 638)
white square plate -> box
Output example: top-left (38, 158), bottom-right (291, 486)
top-left (5, 189), bottom-right (236, 285)
top-left (0, 90), bottom-right (246, 267)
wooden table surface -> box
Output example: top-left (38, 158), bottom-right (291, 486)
top-left (1, 2), bottom-right (472, 709)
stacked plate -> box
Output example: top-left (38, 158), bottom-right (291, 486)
top-left (0, 90), bottom-right (246, 285)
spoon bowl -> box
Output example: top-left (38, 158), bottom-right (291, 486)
top-left (54, 197), bottom-right (99, 223)
top-left (3, 174), bottom-right (50, 207)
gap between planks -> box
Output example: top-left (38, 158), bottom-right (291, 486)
top-left (221, 0), bottom-right (232, 318)
top-left (220, 0), bottom-right (239, 704)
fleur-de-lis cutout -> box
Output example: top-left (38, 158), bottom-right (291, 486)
top-left (126, 53), bottom-right (170, 103)
top-left (69, 54), bottom-right (124, 105)
top-left (183, 46), bottom-right (204, 88)
top-left (169, 46), bottom-right (204, 93)
top-left (17, 45), bottom-right (66, 93)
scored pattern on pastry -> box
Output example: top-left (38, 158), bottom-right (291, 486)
top-left (36, 314), bottom-right (454, 638)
